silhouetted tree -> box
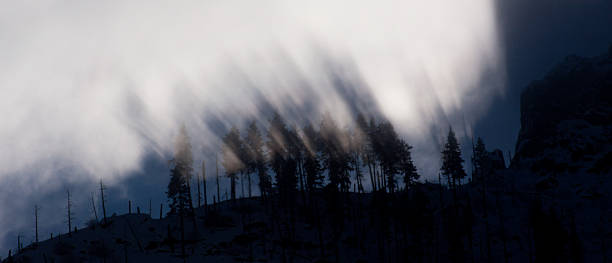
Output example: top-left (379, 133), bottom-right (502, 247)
top-left (201, 160), bottom-right (207, 209)
top-left (472, 137), bottom-right (487, 185)
top-left (165, 125), bottom-right (196, 259)
top-left (167, 125), bottom-right (195, 215)
top-left (356, 113), bottom-right (377, 192)
top-left (319, 113), bottom-right (352, 192)
top-left (215, 154), bottom-right (220, 204)
top-left (196, 166), bottom-right (202, 208)
top-left (222, 126), bottom-right (245, 201)
top-left (440, 127), bottom-right (466, 190)
top-left (472, 137), bottom-right (489, 220)
top-left (368, 117), bottom-right (387, 191)
top-left (302, 124), bottom-right (324, 193)
top-left (399, 140), bottom-right (419, 189)
top-left (244, 121), bottom-right (271, 198)
top-left (372, 120), bottom-right (404, 193)
top-left (99, 180), bottom-right (108, 224)
top-left (347, 127), bottom-right (365, 193)
top-left (89, 193), bottom-right (98, 224)
top-left (285, 125), bottom-right (303, 192)
top-left (34, 205), bottom-right (39, 244)
top-left (66, 189), bottom-right (74, 235)
top-left (266, 113), bottom-right (298, 201)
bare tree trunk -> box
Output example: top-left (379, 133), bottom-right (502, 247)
top-left (375, 163), bottom-right (382, 191)
top-left (66, 189), bottom-right (73, 235)
top-left (187, 180), bottom-right (199, 239)
top-left (231, 175), bottom-right (237, 201)
top-left (100, 180), bottom-right (108, 224)
top-left (381, 166), bottom-right (387, 192)
top-left (240, 172), bottom-right (245, 199)
top-left (366, 156), bottom-right (376, 192)
top-left (90, 194), bottom-right (98, 222)
top-left (438, 172), bottom-right (443, 208)
top-left (34, 205), bottom-right (39, 244)
top-left (202, 160), bottom-right (208, 210)
top-left (248, 171), bottom-right (252, 198)
top-left (216, 155), bottom-right (220, 204)
top-left (196, 171), bottom-right (201, 208)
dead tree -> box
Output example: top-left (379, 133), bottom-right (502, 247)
top-left (90, 193), bottom-right (98, 222)
top-left (216, 155), bottom-right (220, 204)
top-left (202, 160), bottom-right (208, 210)
top-left (66, 189), bottom-right (74, 235)
top-left (34, 205), bottom-right (40, 244)
top-left (100, 180), bottom-right (108, 224)
top-left (17, 234), bottom-right (21, 253)
top-left (196, 171), bottom-right (202, 208)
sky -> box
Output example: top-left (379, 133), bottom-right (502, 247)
top-left (1, 0), bottom-right (611, 257)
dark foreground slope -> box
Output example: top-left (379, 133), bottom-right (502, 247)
top-left (4, 190), bottom-right (445, 263)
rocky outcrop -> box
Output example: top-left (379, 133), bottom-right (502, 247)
top-left (512, 45), bottom-right (612, 177)
top-left (485, 149), bottom-right (506, 171)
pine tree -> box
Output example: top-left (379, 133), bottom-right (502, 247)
top-left (348, 129), bottom-right (364, 193)
top-left (285, 126), bottom-right (303, 192)
top-left (368, 117), bottom-right (386, 191)
top-left (399, 140), bottom-right (419, 189)
top-left (440, 127), bottom-right (467, 190)
top-left (356, 114), bottom-right (377, 192)
top-left (221, 126), bottom-right (245, 201)
top-left (364, 119), bottom-right (408, 193)
top-left (66, 189), bottom-right (74, 235)
top-left (302, 124), bottom-right (324, 193)
top-left (267, 113), bottom-right (298, 199)
top-left (373, 120), bottom-right (404, 193)
top-left (472, 137), bottom-right (487, 185)
top-left (166, 124), bottom-right (195, 215)
top-left (165, 125), bottom-right (196, 259)
top-left (244, 121), bottom-right (270, 198)
top-left (319, 113), bottom-right (352, 192)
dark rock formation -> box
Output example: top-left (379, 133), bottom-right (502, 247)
top-left (512, 45), bottom-right (612, 177)
top-left (486, 149), bottom-right (506, 171)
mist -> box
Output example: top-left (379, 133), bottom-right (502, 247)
top-left (0, 0), bottom-right (504, 254)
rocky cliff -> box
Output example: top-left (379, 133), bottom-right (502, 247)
top-left (513, 46), bottom-right (612, 180)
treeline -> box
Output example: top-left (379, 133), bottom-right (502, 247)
top-left (222, 113), bottom-right (422, 198)
top-left (5, 112), bottom-right (491, 262)
top-left (166, 112), bottom-right (437, 212)
top-left (165, 111), bottom-right (478, 212)
top-left (160, 112), bottom-right (481, 262)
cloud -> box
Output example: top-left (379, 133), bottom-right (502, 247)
top-left (0, 0), bottom-right (504, 253)
top-left (0, 0), bottom-right (502, 177)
